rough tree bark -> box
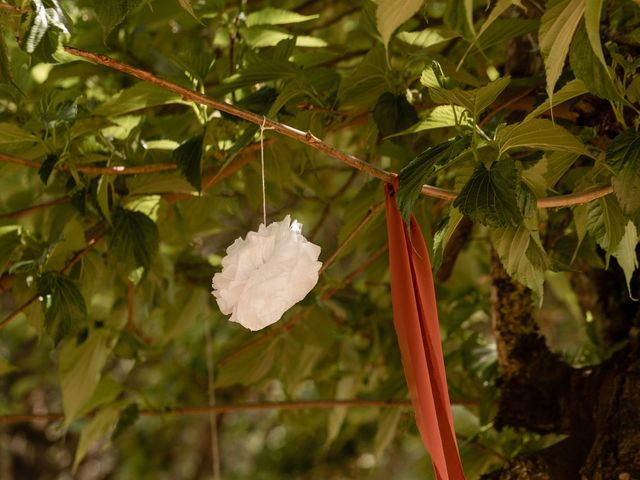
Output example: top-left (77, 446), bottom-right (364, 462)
top-left (484, 251), bottom-right (640, 480)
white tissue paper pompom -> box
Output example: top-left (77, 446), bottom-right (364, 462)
top-left (211, 215), bottom-right (322, 331)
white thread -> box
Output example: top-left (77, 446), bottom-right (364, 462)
top-left (259, 117), bottom-right (273, 226)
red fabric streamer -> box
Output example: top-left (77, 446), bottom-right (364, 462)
top-left (385, 183), bottom-right (465, 480)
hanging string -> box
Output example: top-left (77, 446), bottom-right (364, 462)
top-left (259, 116), bottom-right (270, 226)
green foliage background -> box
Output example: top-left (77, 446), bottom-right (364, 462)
top-left (0, 0), bottom-right (638, 478)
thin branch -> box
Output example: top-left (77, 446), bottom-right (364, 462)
top-left (0, 399), bottom-right (414, 425)
top-left (0, 152), bottom-right (177, 175)
top-left (0, 3), bottom-right (19, 13)
top-left (61, 46), bottom-right (612, 209)
top-left (478, 87), bottom-right (537, 128)
top-left (318, 202), bottom-right (384, 275)
top-left (0, 197), bottom-right (70, 220)
top-left (320, 244), bottom-right (388, 301)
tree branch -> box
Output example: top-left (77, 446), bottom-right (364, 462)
top-left (0, 399), bottom-right (413, 425)
top-left (0, 152), bottom-right (176, 175)
top-left (62, 46), bottom-right (612, 209)
top-left (0, 197), bottom-right (71, 220)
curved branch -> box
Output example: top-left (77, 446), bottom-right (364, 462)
top-left (62, 46), bottom-right (612, 209)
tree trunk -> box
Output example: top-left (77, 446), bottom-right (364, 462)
top-left (485, 251), bottom-right (640, 479)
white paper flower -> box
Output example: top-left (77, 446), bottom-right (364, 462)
top-left (211, 215), bottom-right (322, 331)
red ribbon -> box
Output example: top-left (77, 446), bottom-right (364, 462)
top-left (385, 183), bottom-right (465, 480)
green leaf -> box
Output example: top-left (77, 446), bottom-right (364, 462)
top-left (172, 135), bottom-right (203, 191)
top-left (37, 272), bottom-right (87, 343)
top-left (453, 159), bottom-right (523, 227)
top-left (390, 105), bottom-right (469, 137)
top-left (538, 0), bottom-right (584, 98)
top-left (376, 0), bottom-right (423, 49)
top-left (38, 154), bottom-right (58, 184)
top-left (373, 408), bottom-right (403, 458)
top-left (73, 403), bottom-right (120, 471)
top-left (474, 18), bottom-right (538, 53)
top-left (0, 226), bottom-right (21, 275)
top-left (111, 403), bottom-right (140, 440)
top-left (397, 136), bottom-right (469, 221)
top-left (76, 375), bottom-right (123, 420)
top-left (177, 0), bottom-right (198, 21)
top-left (59, 328), bottom-right (112, 426)
top-left (606, 130), bottom-right (640, 222)
top-left (432, 207), bottom-right (464, 273)
top-left (586, 195), bottom-right (627, 264)
top-left (606, 129), bottom-right (640, 174)
top-left (496, 118), bottom-right (591, 157)
top-left (97, 175), bottom-right (114, 224)
top-left (240, 27), bottom-right (327, 49)
top-left (492, 223), bottom-right (548, 298)
top-left (584, 0), bottom-right (607, 70)
top-left (245, 7), bottom-right (319, 27)
top-left (0, 354), bottom-right (15, 375)
top-left (459, 0), bottom-right (524, 63)
top-left (338, 45), bottom-right (390, 109)
top-left (373, 92), bottom-right (418, 137)
top-left (570, 22), bottom-right (623, 103)
top-left (522, 151), bottom-right (579, 195)
top-left (216, 337), bottom-right (278, 387)
top-left (93, 0), bottom-right (145, 38)
top-left (524, 79), bottom-right (588, 121)
top-left (0, 123), bottom-right (38, 144)
top-left (477, 0), bottom-right (523, 38)
top-left (395, 29), bottom-right (458, 49)
top-left (427, 76), bottom-right (511, 120)
top-left (612, 221), bottom-right (639, 298)
top-left (0, 33), bottom-right (19, 90)
top-left (110, 208), bottom-right (159, 273)
top-left (92, 82), bottom-right (185, 116)
top-left (325, 375), bottom-right (357, 449)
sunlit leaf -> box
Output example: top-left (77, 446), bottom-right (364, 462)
top-left (496, 119), bottom-right (591, 157)
top-left (524, 79), bottom-right (588, 121)
top-left (612, 221), bottom-right (639, 298)
top-left (538, 0), bottom-right (584, 98)
top-left (245, 7), bottom-right (319, 27)
top-left (376, 0), bottom-right (423, 48)
top-left (492, 223), bottom-right (548, 298)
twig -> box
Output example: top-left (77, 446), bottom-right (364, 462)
top-left (0, 152), bottom-right (176, 175)
top-left (0, 399), bottom-right (415, 425)
top-left (318, 202), bottom-right (384, 275)
top-left (320, 244), bottom-right (388, 301)
top-left (0, 3), bottom-right (19, 13)
top-left (61, 46), bottom-right (612, 209)
top-left (478, 87), bottom-right (537, 128)
top-left (0, 197), bottom-right (70, 220)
